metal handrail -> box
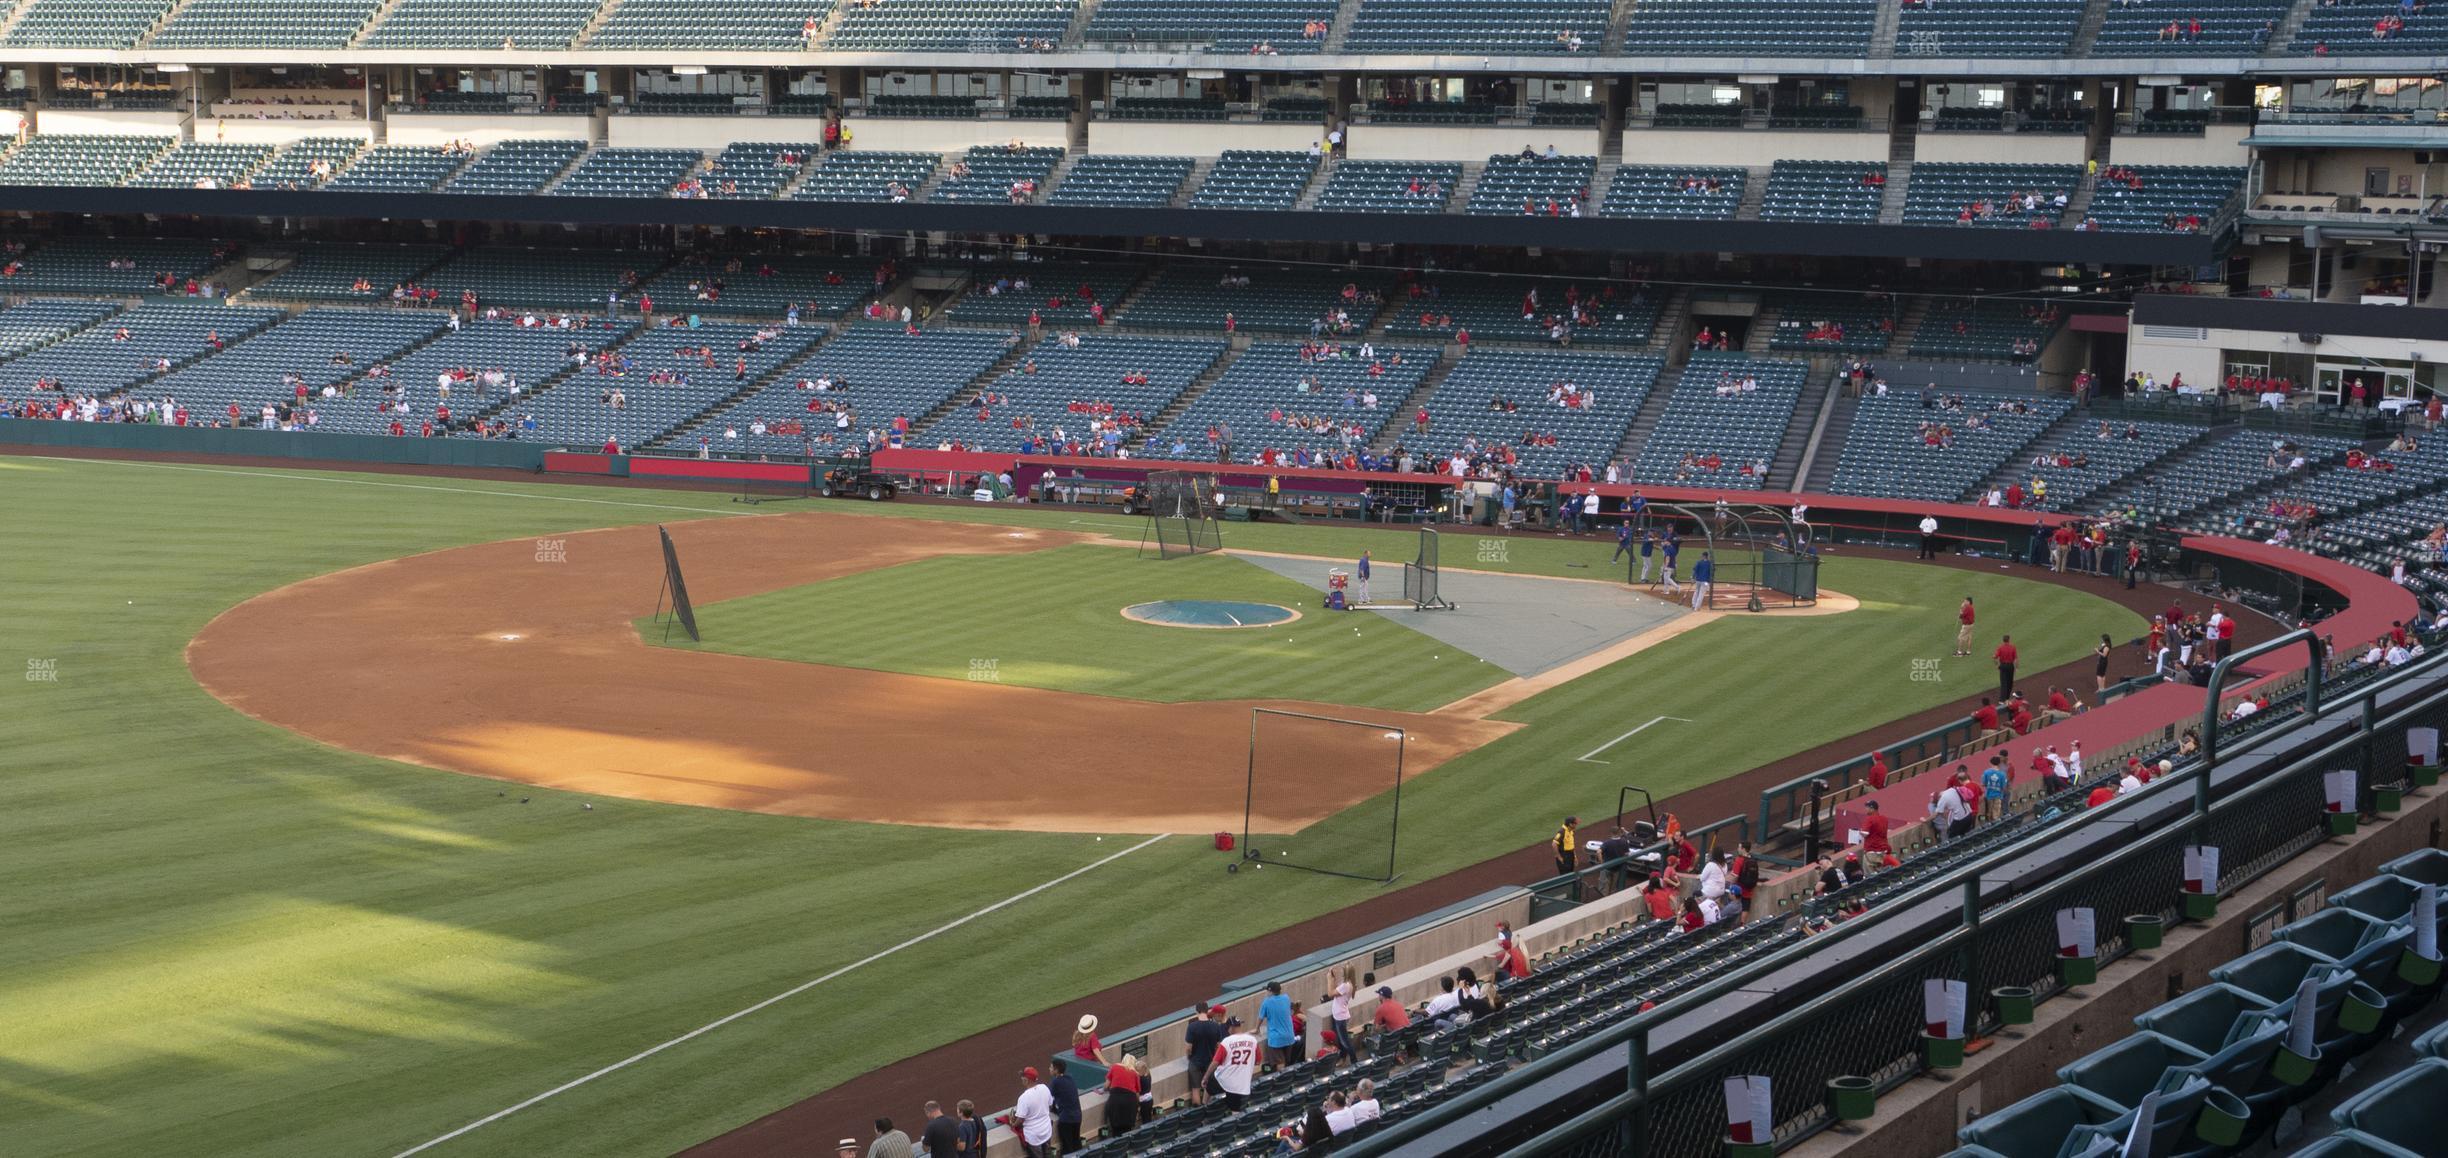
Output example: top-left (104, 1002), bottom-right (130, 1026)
top-left (1340, 647), bottom-right (2446, 1158)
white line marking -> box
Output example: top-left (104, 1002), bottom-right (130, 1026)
top-left (1577, 717), bottom-right (1692, 764)
top-left (41, 458), bottom-right (758, 517)
top-left (392, 833), bottom-right (1171, 1157)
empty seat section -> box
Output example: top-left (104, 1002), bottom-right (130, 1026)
top-left (1464, 153), bottom-right (1596, 216)
top-left (792, 151), bottom-right (938, 202)
top-left (1827, 392), bottom-right (2068, 500)
top-left (519, 321), bottom-right (825, 450)
top-left (589, 0), bottom-right (831, 49)
top-left (0, 134), bottom-right (174, 186)
top-left (684, 325), bottom-right (1017, 457)
top-left (2090, 0), bottom-right (2288, 55)
top-left (359, 0), bottom-right (603, 48)
top-left (923, 334), bottom-right (1226, 452)
top-left (0, 299), bottom-right (122, 360)
top-left (2, 0), bottom-right (180, 46)
top-left (637, 255), bottom-right (884, 319)
top-left (2084, 166), bottom-right (2247, 233)
top-left (1600, 166), bottom-right (1745, 219)
top-left (1, 236), bottom-right (233, 295)
top-left (1085, 0), bottom-right (1333, 51)
top-left (677, 142), bottom-right (818, 200)
top-left (150, 0), bottom-right (383, 47)
top-left (1106, 97), bottom-right (1231, 121)
top-left (1894, 0), bottom-right (2084, 56)
top-left (1314, 160), bottom-right (1461, 213)
top-left (247, 243), bottom-right (452, 303)
top-left (1765, 291), bottom-right (1895, 353)
top-left (1143, 341), bottom-right (1433, 463)
top-left (1621, 0), bottom-right (1876, 55)
top-left (931, 146), bottom-right (1066, 203)
top-left (824, 0), bottom-right (1078, 50)
top-left (866, 94), bottom-right (990, 118)
top-left (550, 147), bottom-right (699, 198)
top-left (126, 142), bottom-right (274, 189)
top-left (322, 145), bottom-right (467, 193)
top-left (1186, 150), bottom-right (1318, 211)
top-left (0, 301), bottom-right (283, 398)
top-left (1343, 0), bottom-right (1609, 53)
top-left (1760, 160), bottom-right (1887, 223)
top-left (1626, 353), bottom-right (1809, 487)
top-left (943, 263), bottom-right (1144, 327)
top-left (443, 139), bottom-right (587, 195)
top-left (1398, 349), bottom-right (1663, 478)
top-left (1047, 154), bottom-right (1193, 207)
top-left (1910, 298), bottom-right (2062, 362)
top-left (2091, 430), bottom-right (2356, 524)
top-left (252, 137), bottom-right (366, 189)
top-left (123, 309), bottom-right (449, 430)
top-left (418, 248), bottom-right (665, 312)
top-left (2296, 1), bottom-right (2448, 54)
top-left (1118, 266), bottom-right (1382, 335)
top-left (1383, 276), bottom-right (1661, 346)
top-left (1902, 163), bottom-right (2079, 228)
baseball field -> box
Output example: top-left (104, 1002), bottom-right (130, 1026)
top-left (0, 452), bottom-right (2143, 1157)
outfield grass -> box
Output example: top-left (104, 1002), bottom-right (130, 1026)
top-left (649, 545), bottom-right (1506, 711)
top-left (0, 456), bottom-right (2141, 1158)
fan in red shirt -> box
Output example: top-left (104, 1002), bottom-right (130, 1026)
top-left (2046, 687), bottom-right (2074, 714)
top-left (1858, 800), bottom-right (1897, 867)
top-left (1971, 697), bottom-right (2001, 732)
top-left (1866, 749), bottom-right (1890, 789)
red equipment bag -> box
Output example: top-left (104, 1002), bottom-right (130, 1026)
top-left (1213, 831), bottom-right (1236, 852)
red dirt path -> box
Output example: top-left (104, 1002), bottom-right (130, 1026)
top-left (184, 511), bottom-right (1516, 833)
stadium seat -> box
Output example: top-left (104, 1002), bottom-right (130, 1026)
top-left (251, 138), bottom-right (367, 190)
top-left (1828, 392), bottom-right (2067, 501)
top-left (588, 0), bottom-right (827, 49)
top-left (2330, 1059), bottom-right (2448, 1155)
top-left (0, 301), bottom-right (284, 398)
top-left (1046, 154), bottom-right (1195, 207)
top-left (636, 255), bottom-right (881, 319)
top-left (1381, 276), bottom-right (1660, 347)
top-left (1895, 0), bottom-right (2084, 57)
top-left (931, 145), bottom-right (1067, 204)
top-left (1621, 0), bottom-right (1876, 56)
top-left (1625, 353), bottom-right (1809, 488)
top-left (1142, 340), bottom-right (1433, 463)
top-left (824, 0), bottom-right (1077, 50)
top-left (550, 148), bottom-right (699, 199)
top-left (1186, 150), bottom-right (1319, 211)
top-left (1116, 265), bottom-right (1378, 335)
top-left (1314, 160), bottom-right (1462, 214)
top-left (2, 0), bottom-right (183, 47)
top-left (359, 0), bottom-right (603, 48)
top-left (149, 0), bottom-right (382, 46)
top-left (2085, 167), bottom-right (2248, 234)
top-left (0, 236), bottom-right (233, 296)
top-left (2090, 0), bottom-right (2289, 56)
top-left (792, 151), bottom-right (938, 202)
top-left (441, 139), bottom-right (588, 196)
top-left (1084, 0), bottom-right (1330, 51)
top-left (1901, 163), bottom-right (2079, 229)
top-left (0, 134), bottom-right (174, 187)
top-left (516, 320), bottom-right (826, 451)
top-left (1464, 153), bottom-right (1596, 217)
top-left (1394, 349), bottom-right (1663, 478)
top-left (120, 308), bottom-right (450, 429)
top-left (246, 242), bottom-right (453, 303)
top-left (321, 145), bottom-right (467, 194)
top-left (680, 325), bottom-right (1018, 457)
top-left (1760, 161), bottom-right (1887, 223)
top-left (1343, 0), bottom-right (1608, 54)
top-left (921, 333), bottom-right (1226, 452)
top-left (1600, 166), bottom-right (1745, 220)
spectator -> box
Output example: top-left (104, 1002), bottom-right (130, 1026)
top-left (1598, 826), bottom-right (1634, 893)
top-left (1211, 1017), bottom-right (1260, 1109)
top-left (869, 1117), bottom-right (916, 1158)
top-left (1322, 965), bottom-right (1359, 1065)
top-left (1643, 872), bottom-right (1679, 921)
top-left (918, 1101), bottom-right (961, 1157)
top-left (1011, 1069), bottom-right (1056, 1158)
top-left (1860, 800), bottom-right (1897, 868)
top-left (1045, 1065), bottom-right (1083, 1153)
top-left (1184, 1005), bottom-right (1226, 1105)
top-left (1372, 985), bottom-right (1410, 1034)
top-left (1097, 1057), bottom-right (1141, 1138)
top-left (1260, 981), bottom-right (1297, 1065)
top-left (1070, 1016), bottom-right (1107, 1064)
top-left (1490, 922), bottom-right (1530, 981)
top-left (1422, 976), bottom-right (1462, 1022)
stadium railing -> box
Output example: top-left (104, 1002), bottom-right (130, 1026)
top-left (1333, 641), bottom-right (2448, 1158)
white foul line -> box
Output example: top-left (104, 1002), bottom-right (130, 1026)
top-left (393, 833), bottom-right (1171, 1157)
top-left (1577, 717), bottom-right (1692, 764)
top-left (41, 457), bottom-right (760, 518)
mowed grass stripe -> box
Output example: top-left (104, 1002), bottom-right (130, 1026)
top-left (656, 546), bottom-right (1504, 712)
top-left (0, 457), bottom-right (2141, 1158)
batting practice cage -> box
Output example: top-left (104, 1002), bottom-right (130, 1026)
top-left (1633, 502), bottom-right (1819, 610)
top-left (1401, 527), bottom-right (1458, 610)
top-left (1138, 470), bottom-right (1224, 559)
top-left (1240, 709), bottom-right (1405, 883)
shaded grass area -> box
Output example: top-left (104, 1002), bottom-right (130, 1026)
top-left (0, 456), bottom-right (2140, 1158)
top-left (648, 546), bottom-right (1505, 712)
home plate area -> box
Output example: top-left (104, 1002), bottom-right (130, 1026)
top-left (1230, 552), bottom-right (1687, 677)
